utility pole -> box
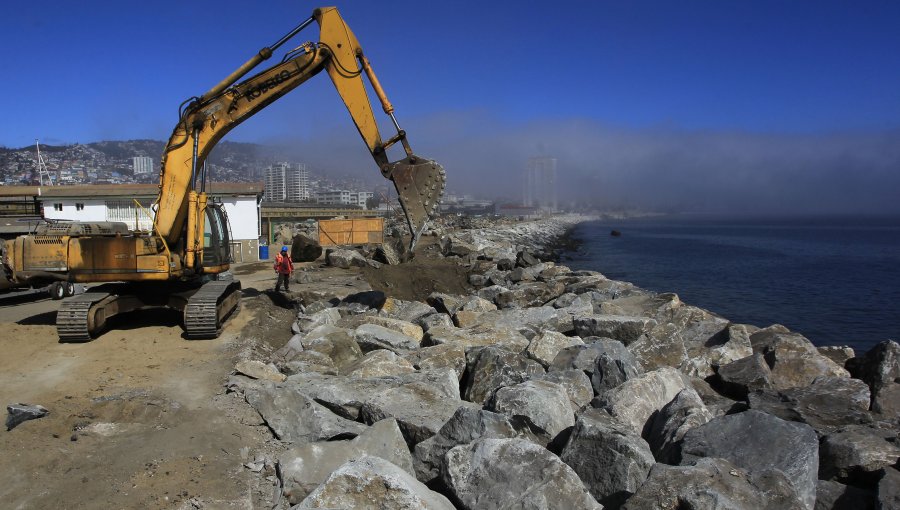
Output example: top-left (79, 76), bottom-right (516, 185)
top-left (35, 139), bottom-right (53, 186)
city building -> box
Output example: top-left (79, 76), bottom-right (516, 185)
top-left (264, 162), bottom-right (309, 202)
top-left (314, 190), bottom-right (373, 209)
top-left (524, 156), bottom-right (558, 212)
top-left (132, 156), bottom-right (154, 175)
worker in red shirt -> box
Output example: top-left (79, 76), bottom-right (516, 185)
top-left (274, 246), bottom-right (294, 292)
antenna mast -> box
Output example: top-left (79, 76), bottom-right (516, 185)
top-left (35, 139), bottom-right (53, 186)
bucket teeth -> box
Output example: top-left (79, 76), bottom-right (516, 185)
top-left (387, 155), bottom-right (446, 249)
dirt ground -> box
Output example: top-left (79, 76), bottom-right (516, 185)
top-left (0, 245), bottom-right (469, 509)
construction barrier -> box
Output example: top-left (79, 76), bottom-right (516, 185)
top-left (318, 218), bottom-right (384, 246)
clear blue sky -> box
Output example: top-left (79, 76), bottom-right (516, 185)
top-left (3, 1), bottom-right (900, 214)
top-left (2, 0), bottom-right (899, 147)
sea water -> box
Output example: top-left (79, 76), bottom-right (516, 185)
top-left (564, 215), bottom-right (900, 353)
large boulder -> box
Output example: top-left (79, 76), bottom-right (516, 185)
top-left (815, 479), bottom-right (875, 510)
top-left (592, 366), bottom-right (690, 437)
top-left (818, 424), bottom-right (900, 487)
top-left (344, 350), bottom-right (416, 378)
top-left (645, 388), bottom-right (713, 464)
top-left (424, 324), bottom-right (531, 352)
top-left (680, 410), bottom-right (819, 510)
top-left (464, 306), bottom-right (575, 338)
top-left (291, 233), bottom-right (322, 262)
top-left (495, 282), bottom-right (566, 309)
top-left (353, 323), bottom-right (420, 352)
top-left (442, 438), bottom-right (602, 510)
top-left (526, 331), bottom-right (585, 368)
top-left (747, 376), bottom-right (872, 435)
top-left (300, 325), bottom-right (363, 371)
top-left (360, 369), bottom-right (476, 446)
top-left (559, 409), bottom-right (655, 507)
top-left (622, 457), bottom-right (805, 510)
top-left (462, 346), bottom-right (545, 405)
top-left (488, 379), bottom-right (575, 447)
top-left (712, 353), bottom-right (774, 399)
top-left (295, 455), bottom-right (455, 509)
top-left (281, 372), bottom-right (400, 420)
top-left (750, 325), bottom-right (850, 390)
top-left (413, 408), bottom-right (517, 483)
top-left (326, 248), bottom-right (368, 268)
top-left (278, 419), bottom-right (413, 504)
top-left (404, 343), bottom-right (467, 379)
top-left (536, 369), bottom-right (594, 412)
top-left (877, 467), bottom-right (900, 510)
top-left (846, 340), bottom-right (900, 417)
top-left (243, 382), bottom-right (367, 442)
top-left (339, 315), bottom-right (424, 342)
top-left (574, 314), bottom-right (657, 344)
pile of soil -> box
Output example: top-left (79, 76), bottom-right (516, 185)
top-left (358, 238), bottom-right (472, 302)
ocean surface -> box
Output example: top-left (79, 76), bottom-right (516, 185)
top-left (563, 215), bottom-right (900, 353)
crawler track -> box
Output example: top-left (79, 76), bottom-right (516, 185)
top-left (184, 279), bottom-right (242, 339)
top-left (57, 292), bottom-right (111, 342)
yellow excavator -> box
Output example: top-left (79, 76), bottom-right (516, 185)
top-left (0, 7), bottom-right (445, 341)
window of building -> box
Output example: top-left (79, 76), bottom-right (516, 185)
top-left (76, 203), bottom-right (84, 211)
top-left (54, 203), bottom-right (63, 211)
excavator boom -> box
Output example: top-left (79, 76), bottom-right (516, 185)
top-left (155, 6), bottom-right (445, 251)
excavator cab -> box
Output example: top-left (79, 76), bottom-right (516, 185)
top-left (201, 202), bottom-right (232, 268)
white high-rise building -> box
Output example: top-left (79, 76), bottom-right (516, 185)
top-left (524, 157), bottom-right (558, 212)
top-left (132, 156), bottom-right (154, 175)
top-left (264, 162), bottom-right (309, 202)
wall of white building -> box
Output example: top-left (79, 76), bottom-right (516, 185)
top-left (41, 196), bottom-right (262, 261)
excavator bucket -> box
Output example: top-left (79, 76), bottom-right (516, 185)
top-left (387, 155), bottom-right (446, 251)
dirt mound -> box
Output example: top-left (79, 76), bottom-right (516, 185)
top-left (358, 238), bottom-right (472, 301)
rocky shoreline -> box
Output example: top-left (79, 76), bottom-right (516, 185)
top-left (230, 215), bottom-right (899, 509)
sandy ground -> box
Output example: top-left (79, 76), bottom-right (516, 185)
top-left (0, 241), bottom-right (469, 509)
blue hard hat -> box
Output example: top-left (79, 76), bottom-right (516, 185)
top-left (281, 246), bottom-right (288, 252)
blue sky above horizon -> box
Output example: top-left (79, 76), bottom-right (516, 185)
top-left (2, 1), bottom-right (899, 213)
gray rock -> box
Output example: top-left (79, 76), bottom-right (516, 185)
top-left (344, 350), bottom-right (416, 378)
top-left (550, 338), bottom-right (637, 378)
top-left (380, 298), bottom-right (436, 324)
top-left (418, 312), bottom-right (454, 332)
top-left (592, 350), bottom-right (644, 396)
top-left (495, 282), bottom-right (566, 309)
top-left (713, 353), bottom-right (773, 399)
top-left (413, 408), bottom-right (517, 483)
top-left (818, 346), bottom-right (856, 367)
top-left (291, 233), bottom-right (322, 262)
top-left (526, 331), bottom-right (585, 368)
top-left (815, 479), bottom-right (875, 510)
top-left (877, 467), bottom-right (900, 510)
top-left (326, 248), bottom-right (368, 268)
top-left (477, 284), bottom-right (509, 303)
top-left (646, 388), bottom-right (713, 464)
top-left (404, 343), bottom-right (467, 380)
top-left (300, 325), bottom-right (363, 371)
top-left (295, 455), bottom-right (455, 509)
top-left (243, 382), bottom-right (367, 442)
top-left (623, 457), bottom-right (806, 510)
top-left (846, 340), bottom-right (900, 417)
top-left (292, 307), bottom-right (342, 336)
top-left (6, 403), bottom-right (49, 431)
top-left (464, 306), bottom-right (574, 339)
top-left (283, 372), bottom-right (401, 420)
top-left (280, 350), bottom-right (339, 376)
top-left (360, 369), bottom-right (475, 447)
top-left (340, 314), bottom-right (425, 341)
top-left (353, 323), bottom-right (420, 352)
top-left (459, 295), bottom-right (498, 312)
top-left (750, 325), bottom-right (849, 390)
top-left (488, 380), bottom-right (575, 447)
top-left (574, 314), bottom-right (657, 344)
top-left (560, 408), bottom-right (655, 507)
top-left (593, 366), bottom-right (690, 437)
top-left (536, 369), bottom-right (594, 412)
top-left (234, 360), bottom-right (286, 382)
top-left (427, 292), bottom-right (467, 315)
top-left (819, 425), bottom-right (900, 486)
top-left (442, 438), bottom-right (602, 510)
top-left (462, 346), bottom-right (545, 405)
top-left (680, 410), bottom-right (819, 510)
top-left (278, 419), bottom-right (413, 504)
top-left (425, 324), bottom-right (531, 352)
top-left (748, 377), bottom-right (872, 435)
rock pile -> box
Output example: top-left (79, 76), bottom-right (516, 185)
top-left (229, 216), bottom-right (899, 509)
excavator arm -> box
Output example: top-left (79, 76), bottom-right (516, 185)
top-left (155, 6), bottom-right (445, 260)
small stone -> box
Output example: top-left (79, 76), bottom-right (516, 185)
top-left (6, 403), bottom-right (49, 431)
